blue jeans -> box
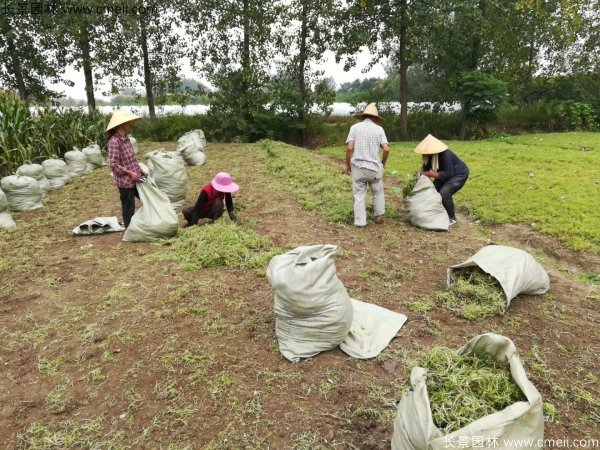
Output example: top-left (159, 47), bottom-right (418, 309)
top-left (434, 177), bottom-right (467, 220)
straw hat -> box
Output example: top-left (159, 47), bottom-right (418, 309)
top-left (106, 110), bottom-right (141, 132)
top-left (414, 134), bottom-right (448, 155)
top-left (354, 103), bottom-right (384, 123)
top-left (211, 172), bottom-right (239, 193)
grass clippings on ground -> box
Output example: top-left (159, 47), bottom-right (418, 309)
top-left (421, 346), bottom-right (525, 434)
top-left (437, 269), bottom-right (507, 319)
top-left (166, 221), bottom-right (281, 271)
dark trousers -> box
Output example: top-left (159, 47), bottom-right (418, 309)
top-left (182, 198), bottom-right (224, 225)
top-left (119, 187), bottom-right (139, 228)
top-left (434, 177), bottom-right (468, 220)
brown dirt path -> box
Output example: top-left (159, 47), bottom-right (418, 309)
top-left (0, 142), bottom-right (597, 449)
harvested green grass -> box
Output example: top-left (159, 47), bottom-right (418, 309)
top-left (321, 132), bottom-right (600, 251)
top-left (402, 175), bottom-right (418, 198)
top-left (421, 346), bottom-right (525, 434)
top-left (256, 140), bottom-right (398, 224)
top-left (437, 269), bottom-right (506, 319)
top-left (167, 221), bottom-right (281, 270)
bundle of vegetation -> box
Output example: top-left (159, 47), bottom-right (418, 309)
top-left (168, 221), bottom-right (281, 271)
top-left (402, 175), bottom-right (418, 198)
top-left (437, 268), bottom-right (506, 319)
top-left (420, 346), bottom-right (525, 434)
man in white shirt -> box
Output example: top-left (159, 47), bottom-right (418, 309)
top-left (344, 103), bottom-right (390, 227)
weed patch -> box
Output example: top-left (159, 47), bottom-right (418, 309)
top-left (437, 269), bottom-right (506, 319)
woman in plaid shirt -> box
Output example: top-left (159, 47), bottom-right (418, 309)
top-left (106, 110), bottom-right (145, 228)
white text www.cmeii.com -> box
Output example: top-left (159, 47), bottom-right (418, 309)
top-left (444, 437), bottom-right (599, 448)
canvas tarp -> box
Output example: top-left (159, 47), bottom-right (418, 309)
top-left (448, 245), bottom-right (550, 304)
top-left (392, 333), bottom-right (544, 450)
top-left (123, 178), bottom-right (179, 242)
top-left (42, 158), bottom-right (71, 188)
top-left (147, 150), bottom-right (189, 208)
top-left (72, 216), bottom-right (125, 235)
top-left (17, 163), bottom-right (51, 196)
top-left (0, 188), bottom-right (16, 228)
top-left (0, 175), bottom-right (43, 211)
top-left (266, 245), bottom-right (407, 362)
top-left (404, 175), bottom-right (449, 231)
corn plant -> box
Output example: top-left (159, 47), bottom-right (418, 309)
top-left (0, 92), bottom-right (35, 176)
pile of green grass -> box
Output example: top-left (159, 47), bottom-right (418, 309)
top-left (168, 221), bottom-right (281, 271)
top-left (256, 140), bottom-right (397, 224)
top-left (402, 175), bottom-right (418, 198)
top-left (437, 269), bottom-right (506, 319)
top-left (421, 346), bottom-right (525, 433)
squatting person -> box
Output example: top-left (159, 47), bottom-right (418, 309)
top-left (182, 172), bottom-right (239, 227)
top-left (344, 103), bottom-right (390, 228)
top-left (415, 134), bottom-right (469, 225)
top-left (107, 110), bottom-right (145, 228)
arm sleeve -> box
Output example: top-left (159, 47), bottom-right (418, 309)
top-left (436, 151), bottom-right (455, 181)
top-left (345, 126), bottom-right (355, 144)
top-left (380, 128), bottom-right (389, 145)
top-left (190, 191), bottom-right (208, 225)
top-left (108, 139), bottom-right (127, 176)
top-left (225, 194), bottom-right (234, 214)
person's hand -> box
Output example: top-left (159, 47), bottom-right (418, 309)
top-left (422, 171), bottom-right (438, 179)
top-left (128, 170), bottom-right (141, 182)
top-left (343, 162), bottom-right (351, 175)
top-left (229, 212), bottom-right (238, 222)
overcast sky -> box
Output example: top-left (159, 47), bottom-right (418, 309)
top-left (49, 48), bottom-right (388, 100)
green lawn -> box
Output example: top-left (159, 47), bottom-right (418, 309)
top-left (320, 132), bottom-right (600, 251)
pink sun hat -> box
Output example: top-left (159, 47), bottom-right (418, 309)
top-left (211, 172), bottom-right (239, 193)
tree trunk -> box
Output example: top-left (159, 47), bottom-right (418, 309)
top-left (298, 0), bottom-right (309, 146)
top-left (522, 16), bottom-right (537, 104)
top-left (399, 0), bottom-right (409, 140)
top-left (241, 0), bottom-right (251, 119)
top-left (139, 17), bottom-right (156, 119)
top-left (79, 25), bottom-right (96, 113)
top-left (6, 32), bottom-right (28, 102)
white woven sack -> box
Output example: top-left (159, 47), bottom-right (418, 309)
top-left (266, 245), bottom-right (354, 362)
top-left (123, 178), bottom-right (179, 242)
top-left (448, 245), bottom-right (550, 304)
top-left (404, 175), bottom-right (449, 231)
top-left (42, 158), bottom-right (70, 188)
top-left (129, 136), bottom-right (139, 154)
top-left (0, 189), bottom-right (16, 228)
top-left (0, 175), bottom-right (43, 211)
top-left (392, 333), bottom-right (544, 450)
top-left (82, 144), bottom-right (103, 169)
top-left (176, 130), bottom-right (207, 166)
top-left (64, 148), bottom-right (88, 177)
top-left (17, 163), bottom-right (51, 196)
top-left (147, 150), bottom-right (189, 209)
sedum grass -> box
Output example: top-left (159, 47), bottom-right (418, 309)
top-left (422, 346), bottom-right (525, 434)
top-left (438, 269), bottom-right (506, 319)
top-left (169, 221), bottom-right (281, 270)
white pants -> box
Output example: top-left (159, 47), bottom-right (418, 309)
top-left (352, 165), bottom-right (385, 227)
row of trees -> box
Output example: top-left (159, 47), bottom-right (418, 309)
top-left (1, 0), bottom-right (598, 141)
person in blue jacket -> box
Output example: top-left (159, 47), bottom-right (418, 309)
top-left (415, 134), bottom-right (469, 225)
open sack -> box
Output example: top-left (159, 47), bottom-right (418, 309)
top-left (448, 245), bottom-right (550, 304)
top-left (392, 333), bottom-right (544, 450)
top-left (147, 150), bottom-right (189, 209)
top-left (266, 245), bottom-right (407, 362)
top-left (404, 175), bottom-right (449, 231)
top-left (123, 178), bottom-right (178, 242)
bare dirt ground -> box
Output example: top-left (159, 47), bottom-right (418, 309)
top-left (0, 142), bottom-right (598, 449)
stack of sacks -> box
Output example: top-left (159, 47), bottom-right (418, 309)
top-left (42, 158), bottom-right (71, 188)
top-left (0, 174), bottom-right (43, 211)
top-left (64, 147), bottom-right (88, 177)
top-left (176, 130), bottom-right (206, 166)
top-left (17, 162), bottom-right (51, 197)
top-left (82, 144), bottom-right (103, 171)
top-left (0, 188), bottom-right (16, 228)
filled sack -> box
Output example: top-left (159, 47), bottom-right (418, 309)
top-left (82, 144), bottom-right (103, 170)
top-left (176, 130), bottom-right (207, 166)
top-left (0, 188), bottom-right (16, 228)
top-left (147, 150), bottom-right (189, 208)
top-left (42, 158), bottom-right (71, 188)
top-left (129, 136), bottom-right (139, 154)
top-left (0, 174), bottom-right (43, 211)
top-left (392, 333), bottom-right (544, 450)
top-left (266, 245), bottom-right (354, 362)
top-left (123, 178), bottom-right (179, 242)
top-left (404, 175), bottom-right (449, 231)
top-left (64, 147), bottom-right (88, 177)
top-left (17, 162), bottom-right (51, 196)
top-left (448, 245), bottom-right (550, 304)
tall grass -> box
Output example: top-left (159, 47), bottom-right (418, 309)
top-left (0, 92), bottom-right (108, 177)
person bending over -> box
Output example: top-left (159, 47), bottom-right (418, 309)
top-left (182, 172), bottom-right (239, 227)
